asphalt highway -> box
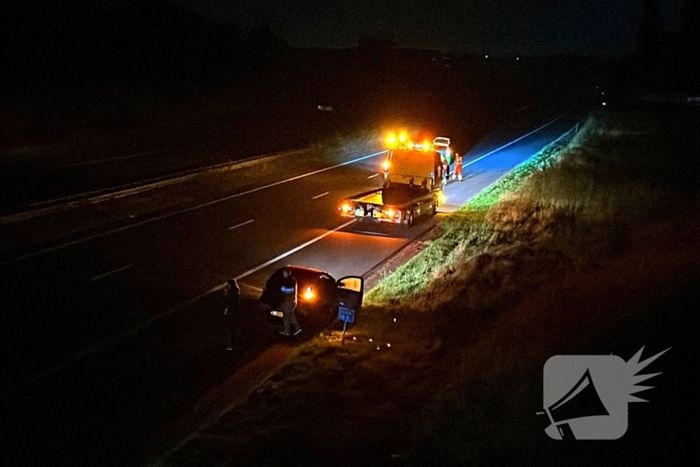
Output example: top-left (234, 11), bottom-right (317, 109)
top-left (0, 108), bottom-right (583, 466)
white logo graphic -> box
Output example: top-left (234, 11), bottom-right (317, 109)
top-left (540, 346), bottom-right (670, 440)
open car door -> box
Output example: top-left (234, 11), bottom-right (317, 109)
top-left (336, 275), bottom-right (364, 312)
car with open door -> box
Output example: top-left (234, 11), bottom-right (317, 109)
top-left (258, 265), bottom-right (364, 328)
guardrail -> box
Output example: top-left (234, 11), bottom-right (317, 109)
top-left (0, 148), bottom-right (310, 226)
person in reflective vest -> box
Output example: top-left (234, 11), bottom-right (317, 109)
top-left (279, 267), bottom-right (302, 336)
top-left (453, 153), bottom-right (463, 181)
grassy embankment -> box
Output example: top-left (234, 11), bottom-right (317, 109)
top-left (168, 108), bottom-right (700, 466)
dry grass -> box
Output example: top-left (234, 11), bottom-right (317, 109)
top-left (368, 107), bottom-right (700, 308)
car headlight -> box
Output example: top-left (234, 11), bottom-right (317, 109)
top-left (302, 286), bottom-right (315, 302)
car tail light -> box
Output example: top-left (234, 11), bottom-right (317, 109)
top-left (302, 286), bottom-right (315, 302)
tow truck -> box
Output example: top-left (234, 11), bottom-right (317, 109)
top-left (382, 133), bottom-right (454, 181)
top-left (337, 132), bottom-right (447, 226)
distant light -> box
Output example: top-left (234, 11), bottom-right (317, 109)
top-left (602, 102), bottom-right (607, 106)
top-left (484, 54), bottom-right (489, 59)
top-left (516, 56), bottom-right (520, 61)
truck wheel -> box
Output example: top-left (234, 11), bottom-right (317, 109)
top-left (431, 202), bottom-right (437, 216)
top-left (405, 210), bottom-right (414, 227)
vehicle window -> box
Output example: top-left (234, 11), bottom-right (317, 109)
top-left (291, 268), bottom-right (314, 282)
top-left (338, 277), bottom-right (363, 293)
top-left (318, 275), bottom-right (336, 297)
top-left (265, 269), bottom-right (284, 292)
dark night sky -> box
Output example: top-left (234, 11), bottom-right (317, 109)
top-left (95, 0), bottom-right (687, 56)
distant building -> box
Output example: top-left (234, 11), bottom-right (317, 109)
top-left (239, 22), bottom-right (290, 69)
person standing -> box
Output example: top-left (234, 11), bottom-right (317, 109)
top-left (453, 153), bottom-right (463, 181)
top-left (223, 278), bottom-right (241, 350)
top-left (278, 267), bottom-right (302, 336)
top-left (441, 154), bottom-right (450, 185)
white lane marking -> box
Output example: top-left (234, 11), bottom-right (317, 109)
top-left (0, 151), bottom-right (387, 266)
top-left (233, 219), bottom-right (357, 281)
top-left (89, 264), bottom-right (133, 282)
top-left (228, 219), bottom-right (254, 230)
top-left (463, 113), bottom-right (566, 169)
top-left (367, 173), bottom-right (380, 179)
top-left (312, 191), bottom-right (329, 200)
top-left (240, 284), bottom-right (263, 295)
top-left (0, 218), bottom-right (357, 400)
